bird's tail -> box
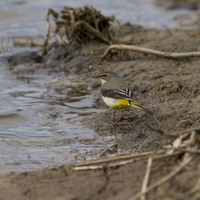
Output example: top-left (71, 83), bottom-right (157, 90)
top-left (131, 101), bottom-right (153, 115)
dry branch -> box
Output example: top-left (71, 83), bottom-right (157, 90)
top-left (73, 127), bottom-right (199, 172)
top-left (73, 159), bottom-right (134, 171)
top-left (141, 157), bottom-right (153, 200)
top-left (73, 150), bottom-right (182, 171)
top-left (146, 124), bottom-right (200, 138)
top-left (129, 154), bottom-right (196, 200)
top-left (101, 44), bottom-right (200, 59)
top-left (72, 129), bottom-right (199, 199)
top-left (42, 6), bottom-right (114, 52)
top-left (165, 147), bottom-right (200, 154)
top-left (73, 151), bottom-right (154, 168)
top-left (13, 39), bottom-right (43, 47)
top-left (71, 21), bottom-right (111, 44)
top-left (42, 9), bottom-right (51, 55)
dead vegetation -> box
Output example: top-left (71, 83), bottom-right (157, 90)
top-left (42, 5), bottom-right (200, 60)
top-left (42, 6), bottom-right (115, 54)
top-left (74, 128), bottom-right (200, 199)
top-left (96, 44), bottom-right (200, 60)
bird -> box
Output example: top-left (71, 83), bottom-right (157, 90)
top-left (92, 71), bottom-right (153, 120)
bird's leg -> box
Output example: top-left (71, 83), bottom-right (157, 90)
top-left (112, 109), bottom-right (128, 124)
top-left (114, 108), bottom-right (129, 123)
top-left (118, 109), bottom-right (127, 120)
top-left (112, 109), bottom-right (116, 123)
top-left (112, 109), bottom-right (124, 124)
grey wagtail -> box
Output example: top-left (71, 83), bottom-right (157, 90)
top-left (92, 71), bottom-right (153, 116)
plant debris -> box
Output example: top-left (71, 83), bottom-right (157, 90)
top-left (73, 128), bottom-right (200, 199)
top-left (42, 6), bottom-right (115, 54)
top-left (99, 44), bottom-right (200, 60)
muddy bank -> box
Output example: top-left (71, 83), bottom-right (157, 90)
top-left (5, 24), bottom-right (200, 153)
top-left (0, 154), bottom-right (199, 200)
top-left (1, 21), bottom-right (200, 199)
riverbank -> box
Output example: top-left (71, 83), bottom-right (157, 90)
top-left (0, 0), bottom-right (200, 197)
top-left (0, 20), bottom-right (200, 199)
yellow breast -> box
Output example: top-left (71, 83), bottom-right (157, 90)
top-left (116, 99), bottom-right (131, 109)
top-left (102, 96), bottom-right (130, 109)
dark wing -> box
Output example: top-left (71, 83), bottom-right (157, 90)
top-left (102, 88), bottom-right (153, 115)
top-left (101, 88), bottom-right (134, 101)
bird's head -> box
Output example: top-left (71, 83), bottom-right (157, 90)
top-left (92, 71), bottom-right (119, 85)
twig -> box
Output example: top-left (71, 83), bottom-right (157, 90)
top-left (101, 44), bottom-right (200, 59)
top-left (168, 128), bottom-right (200, 138)
top-left (153, 151), bottom-right (181, 160)
top-left (146, 124), bottom-right (200, 138)
top-left (164, 146), bottom-right (200, 154)
top-left (73, 151), bottom-right (155, 167)
top-left (69, 9), bottom-right (75, 24)
top-left (73, 159), bottom-right (134, 171)
top-left (128, 154), bottom-right (196, 200)
top-left (42, 9), bottom-right (51, 55)
top-left (73, 146), bottom-right (184, 168)
top-left (13, 39), bottom-right (43, 47)
top-left (168, 133), bottom-right (190, 154)
top-left (73, 151), bottom-right (181, 171)
top-left (141, 157), bottom-right (153, 200)
top-left (72, 21), bottom-right (112, 44)
top-left (145, 123), bottom-right (167, 137)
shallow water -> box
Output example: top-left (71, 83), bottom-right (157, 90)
top-left (0, 65), bottom-right (114, 172)
top-left (0, 0), bottom-right (193, 46)
top-left (0, 0), bottom-right (194, 173)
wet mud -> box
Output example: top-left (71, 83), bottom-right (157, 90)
top-left (1, 20), bottom-right (200, 199)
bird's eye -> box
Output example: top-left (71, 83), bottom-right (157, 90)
top-left (101, 73), bottom-right (108, 77)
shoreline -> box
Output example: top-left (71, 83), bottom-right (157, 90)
top-left (0, 21), bottom-right (200, 199)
